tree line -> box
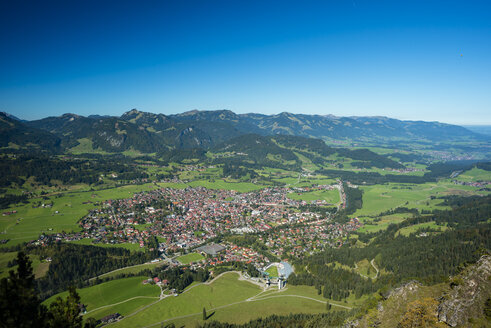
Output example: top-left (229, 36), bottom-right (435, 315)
top-left (31, 243), bottom-right (158, 299)
top-left (0, 252), bottom-right (97, 328)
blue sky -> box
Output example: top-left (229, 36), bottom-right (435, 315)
top-left (0, 0), bottom-right (490, 124)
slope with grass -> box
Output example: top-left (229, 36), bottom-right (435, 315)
top-left (43, 276), bottom-right (160, 321)
top-left (109, 272), bottom-right (362, 328)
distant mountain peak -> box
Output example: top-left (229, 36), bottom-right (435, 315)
top-left (180, 109), bottom-right (200, 116)
top-left (0, 111), bottom-right (23, 121)
top-left (121, 108), bottom-right (142, 116)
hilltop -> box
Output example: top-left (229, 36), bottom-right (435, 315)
top-left (0, 109), bottom-right (487, 159)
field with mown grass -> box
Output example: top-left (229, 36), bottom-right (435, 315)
top-left (109, 272), bottom-right (360, 328)
top-left (357, 213), bottom-right (410, 233)
top-left (177, 252), bottom-right (205, 265)
top-left (44, 276), bottom-right (160, 321)
top-left (396, 221), bottom-right (449, 237)
top-left (352, 181), bottom-right (485, 217)
top-left (287, 188), bottom-right (340, 204)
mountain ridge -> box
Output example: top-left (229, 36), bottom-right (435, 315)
top-left (1, 109), bottom-right (488, 158)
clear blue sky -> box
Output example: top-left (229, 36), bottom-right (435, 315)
top-left (1, 0), bottom-right (490, 124)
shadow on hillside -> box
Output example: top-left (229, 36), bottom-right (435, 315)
top-left (206, 311), bottom-right (216, 320)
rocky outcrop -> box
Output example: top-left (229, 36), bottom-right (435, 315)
top-left (438, 255), bottom-right (491, 327)
top-left (386, 280), bottom-right (421, 301)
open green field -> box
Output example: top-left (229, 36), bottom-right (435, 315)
top-left (396, 221), bottom-right (449, 237)
top-left (0, 183), bottom-right (159, 248)
top-left (67, 239), bottom-right (144, 252)
top-left (456, 167), bottom-right (491, 182)
top-left (44, 276), bottom-right (160, 321)
top-left (357, 213), bottom-right (409, 233)
top-left (353, 181), bottom-right (486, 217)
top-left (177, 252), bottom-right (205, 265)
top-left (110, 273), bottom-right (359, 327)
top-left (287, 188), bottom-right (340, 204)
top-left (0, 252), bottom-right (49, 279)
top-left (96, 261), bottom-right (166, 280)
top-left (68, 138), bottom-right (110, 155)
top-left (188, 179), bottom-right (265, 192)
top-left (0, 252), bottom-right (17, 279)
top-left (110, 272), bottom-right (259, 327)
top-left (158, 179), bottom-right (265, 192)
top-left (354, 259), bottom-right (377, 279)
top-left (264, 265), bottom-right (278, 277)
top-left (293, 151), bottom-right (319, 171)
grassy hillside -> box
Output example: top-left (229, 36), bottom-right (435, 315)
top-left (44, 276), bottom-right (160, 321)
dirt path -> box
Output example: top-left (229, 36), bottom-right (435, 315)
top-left (107, 271), bottom-right (352, 327)
top-left (353, 262), bottom-right (369, 279)
top-left (370, 259), bottom-right (379, 278)
top-left (85, 296), bottom-right (160, 315)
top-left (138, 289), bottom-right (352, 328)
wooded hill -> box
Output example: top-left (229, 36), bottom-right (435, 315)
top-left (1, 109), bottom-right (489, 158)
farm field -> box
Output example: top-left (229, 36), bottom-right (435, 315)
top-left (187, 179), bottom-right (265, 192)
top-left (352, 181), bottom-right (481, 217)
top-left (0, 183), bottom-right (159, 248)
top-left (357, 214), bottom-right (409, 233)
top-left (287, 188), bottom-right (340, 204)
top-left (158, 179), bottom-right (265, 192)
top-left (455, 167), bottom-right (490, 182)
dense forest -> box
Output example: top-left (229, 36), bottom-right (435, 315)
top-left (199, 312), bottom-right (351, 328)
top-left (31, 243), bottom-right (158, 299)
top-left (0, 155), bottom-right (148, 188)
top-left (289, 195), bottom-right (491, 300)
top-left (0, 252), bottom-right (97, 328)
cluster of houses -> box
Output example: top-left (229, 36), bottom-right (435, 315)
top-left (2, 210), bottom-right (17, 216)
top-left (197, 242), bottom-right (269, 268)
top-left (30, 183), bottom-right (364, 269)
top-left (452, 179), bottom-right (489, 188)
top-left (262, 217), bottom-right (361, 258)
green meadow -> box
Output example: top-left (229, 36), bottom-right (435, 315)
top-left (396, 221), bottom-right (449, 237)
top-left (0, 252), bottom-right (50, 279)
top-left (187, 179), bottom-right (265, 192)
top-left (109, 273), bottom-right (360, 327)
top-left (96, 262), bottom-right (166, 280)
top-left (456, 167), bottom-right (491, 182)
top-left (111, 272), bottom-right (259, 327)
top-left (158, 179), bottom-right (265, 192)
top-left (0, 183), bottom-right (159, 248)
top-left (44, 276), bottom-right (160, 321)
top-left (177, 252), bottom-right (205, 265)
top-left (352, 182), bottom-right (479, 217)
top-left (264, 265), bottom-right (279, 277)
top-left (67, 239), bottom-right (144, 252)
top-left (357, 213), bottom-right (409, 233)
top-left (287, 188), bottom-right (340, 204)
top-left (354, 259), bottom-right (377, 279)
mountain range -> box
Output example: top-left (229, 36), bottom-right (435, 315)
top-left (1, 109), bottom-right (489, 158)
